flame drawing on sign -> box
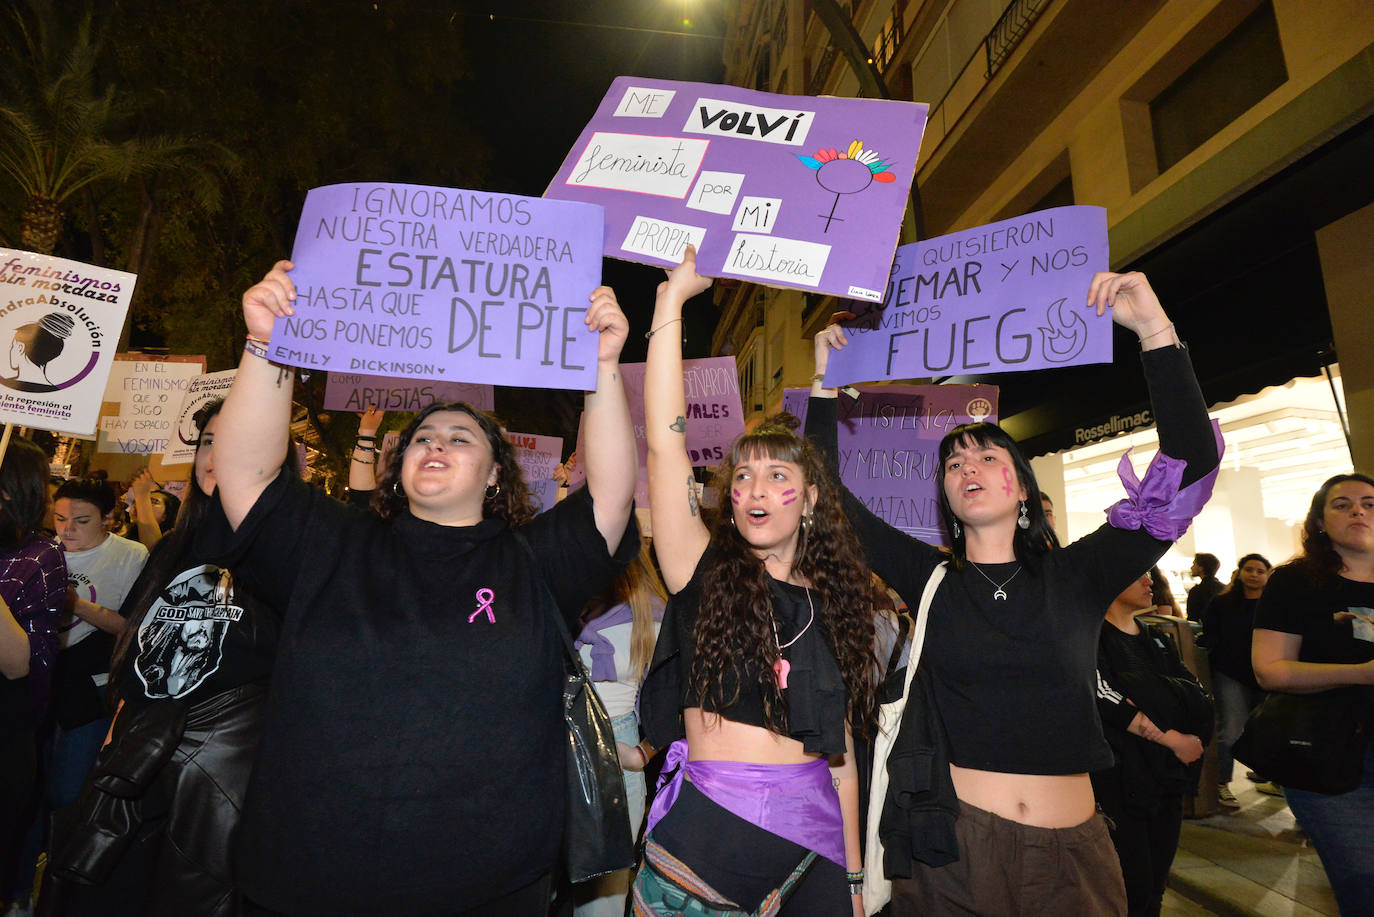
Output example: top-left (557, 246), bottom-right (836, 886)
top-left (1038, 297), bottom-right (1088, 363)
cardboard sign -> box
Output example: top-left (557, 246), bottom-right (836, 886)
top-left (98, 354), bottom-right (205, 455)
top-left (269, 183), bottom-right (606, 391)
top-left (822, 206), bottom-right (1111, 385)
top-left (784, 384), bottom-right (997, 543)
top-left (162, 370), bottom-right (236, 465)
top-left (546, 77), bottom-right (927, 302)
top-left (508, 430), bottom-right (563, 513)
top-left (323, 372), bottom-right (494, 413)
top-left (0, 250), bottom-right (136, 433)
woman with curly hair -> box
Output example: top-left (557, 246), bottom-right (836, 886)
top-left (1252, 473), bottom-right (1374, 914)
top-left (203, 260), bottom-right (640, 916)
top-left (635, 248), bottom-right (878, 917)
top-left (812, 271), bottom-right (1221, 915)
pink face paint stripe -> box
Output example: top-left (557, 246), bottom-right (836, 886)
top-left (781, 488), bottom-right (798, 505)
top-left (468, 587), bottom-right (495, 623)
top-left (731, 488), bottom-right (742, 505)
top-left (1001, 467), bottom-right (1014, 496)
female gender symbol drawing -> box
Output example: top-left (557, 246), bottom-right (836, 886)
top-left (796, 139), bottom-right (897, 232)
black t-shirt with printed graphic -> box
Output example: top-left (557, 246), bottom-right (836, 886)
top-left (1254, 566), bottom-right (1374, 665)
top-left (115, 550), bottom-right (278, 713)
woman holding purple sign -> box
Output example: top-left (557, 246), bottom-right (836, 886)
top-left (203, 260), bottom-right (639, 916)
top-left (811, 271), bottom-right (1221, 915)
top-left (635, 248), bottom-right (878, 916)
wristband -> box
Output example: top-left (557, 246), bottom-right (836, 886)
top-left (351, 455), bottom-right (375, 464)
top-left (244, 336), bottom-right (271, 361)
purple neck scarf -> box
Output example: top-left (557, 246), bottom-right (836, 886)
top-left (1106, 420), bottom-right (1224, 541)
top-left (575, 600), bottom-right (665, 683)
top-left (645, 739), bottom-right (847, 867)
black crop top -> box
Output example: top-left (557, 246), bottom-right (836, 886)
top-left (639, 547), bottom-right (848, 756)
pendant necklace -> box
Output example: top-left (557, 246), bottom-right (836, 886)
top-left (771, 586), bottom-right (815, 689)
top-left (967, 561), bottom-right (1021, 601)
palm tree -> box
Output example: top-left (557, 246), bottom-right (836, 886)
top-left (0, 0), bottom-right (235, 257)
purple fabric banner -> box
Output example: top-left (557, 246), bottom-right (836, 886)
top-left (270, 183), bottom-right (605, 391)
top-left (545, 77), bottom-right (927, 303)
top-left (322, 372), bottom-right (494, 412)
top-left (822, 206), bottom-right (1111, 386)
top-left (785, 384), bottom-right (998, 544)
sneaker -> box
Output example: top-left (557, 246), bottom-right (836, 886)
top-left (1255, 781), bottom-right (1284, 797)
top-left (1217, 784), bottom-right (1241, 808)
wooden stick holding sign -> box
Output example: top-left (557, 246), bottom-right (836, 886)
top-left (0, 423), bottom-right (13, 467)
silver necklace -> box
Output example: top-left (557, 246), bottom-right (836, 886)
top-left (967, 561), bottom-right (1021, 601)
top-left (770, 586), bottom-right (815, 689)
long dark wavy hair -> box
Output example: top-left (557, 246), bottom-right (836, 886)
top-left (692, 413), bottom-right (879, 738)
top-left (371, 401), bottom-right (537, 527)
top-left (1281, 472), bottom-right (1374, 587)
top-left (108, 399), bottom-right (300, 706)
top-left (0, 437), bottom-right (52, 551)
top-left (935, 422), bottom-right (1059, 572)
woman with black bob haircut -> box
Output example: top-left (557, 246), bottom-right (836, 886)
top-left (811, 271), bottom-right (1223, 915)
top-left (204, 260), bottom-right (639, 916)
top-left (636, 249), bottom-right (878, 916)
top-left (1252, 472), bottom-right (1374, 915)
top-left (47, 398), bottom-right (297, 916)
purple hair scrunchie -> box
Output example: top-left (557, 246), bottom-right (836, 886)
top-left (1105, 420), bottom-right (1224, 542)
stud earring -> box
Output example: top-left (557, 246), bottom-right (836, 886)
top-left (1017, 500), bottom-right (1030, 530)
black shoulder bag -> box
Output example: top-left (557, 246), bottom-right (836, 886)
top-left (1232, 686), bottom-right (1373, 795)
top-left (513, 532), bottom-right (634, 883)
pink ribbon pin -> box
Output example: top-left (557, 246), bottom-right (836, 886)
top-left (468, 587), bottom-right (495, 623)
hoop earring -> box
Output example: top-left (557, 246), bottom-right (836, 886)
top-left (392, 480), bottom-right (404, 497)
top-left (485, 483), bottom-right (501, 500)
top-left (1017, 500), bottom-right (1030, 530)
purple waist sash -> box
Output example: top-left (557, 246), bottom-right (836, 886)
top-left (645, 738), bottom-right (846, 867)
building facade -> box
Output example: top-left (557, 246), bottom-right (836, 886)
top-left (714, 0), bottom-right (1374, 570)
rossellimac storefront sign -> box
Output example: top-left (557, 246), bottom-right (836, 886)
top-left (1073, 408), bottom-right (1154, 446)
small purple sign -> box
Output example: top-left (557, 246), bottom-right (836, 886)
top-left (271, 183), bottom-right (606, 391)
top-left (621, 356), bottom-right (745, 471)
top-left (323, 372), bottom-right (494, 413)
top-left (786, 384), bottom-right (998, 544)
top-left (509, 431), bottom-right (563, 513)
top-left (546, 77), bottom-right (927, 303)
top-left (822, 206), bottom-right (1111, 386)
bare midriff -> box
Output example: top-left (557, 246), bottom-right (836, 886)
top-left (949, 765), bottom-right (1097, 828)
top-left (684, 708), bottom-right (820, 764)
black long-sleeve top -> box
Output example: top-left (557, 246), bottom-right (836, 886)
top-left (807, 344), bottom-right (1219, 775)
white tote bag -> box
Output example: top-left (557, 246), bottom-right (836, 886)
top-left (863, 562), bottom-right (945, 916)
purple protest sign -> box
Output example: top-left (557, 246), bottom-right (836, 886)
top-left (822, 206), bottom-right (1110, 386)
top-left (323, 372), bottom-right (494, 413)
top-left (785, 384), bottom-right (998, 544)
top-left (621, 355), bottom-right (745, 469)
top-left (546, 77), bottom-right (927, 303)
top-left (270, 183), bottom-right (605, 391)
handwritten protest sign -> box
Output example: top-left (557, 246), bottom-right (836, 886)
top-left (0, 250), bottom-right (136, 434)
top-left (784, 384), bottom-right (997, 544)
top-left (268, 183), bottom-right (605, 391)
top-left (98, 354), bottom-right (205, 455)
top-left (508, 431), bottom-right (563, 512)
top-left (821, 206), bottom-right (1110, 386)
top-left (323, 372), bottom-right (494, 413)
top-left (546, 77), bottom-right (927, 303)
top-left (162, 370), bottom-right (236, 464)
top-left (622, 355), bottom-right (745, 469)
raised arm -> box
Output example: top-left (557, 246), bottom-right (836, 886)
top-left (581, 285), bottom-right (638, 554)
top-left (645, 247), bottom-right (713, 592)
top-left (216, 260), bottom-right (296, 530)
top-left (129, 470), bottom-right (163, 549)
top-left (348, 407), bottom-right (384, 493)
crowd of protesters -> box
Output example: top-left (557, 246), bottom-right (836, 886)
top-left (0, 251), bottom-right (1369, 917)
